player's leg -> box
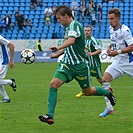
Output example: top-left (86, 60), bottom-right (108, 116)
top-left (0, 85), bottom-right (10, 103)
top-left (75, 65), bottom-right (116, 106)
top-left (0, 65), bottom-right (10, 103)
top-left (38, 77), bottom-right (63, 125)
top-left (38, 63), bottom-right (73, 125)
top-left (0, 65), bottom-right (16, 91)
top-left (0, 79), bottom-right (17, 91)
top-left (75, 66), bottom-right (102, 98)
top-left (100, 63), bottom-right (123, 117)
top-left (122, 62), bottom-right (133, 79)
top-left (100, 72), bottom-right (114, 117)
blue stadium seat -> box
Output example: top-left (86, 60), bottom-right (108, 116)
top-left (29, 33), bottom-right (35, 39)
top-left (47, 33), bottom-right (52, 39)
top-left (24, 10), bottom-right (29, 15)
top-left (14, 3), bottom-right (19, 7)
top-left (12, 33), bottom-right (17, 39)
top-left (35, 33), bottom-right (41, 39)
top-left (17, 33), bottom-right (23, 39)
top-left (3, 7), bottom-right (8, 11)
top-left (20, 7), bottom-right (25, 11)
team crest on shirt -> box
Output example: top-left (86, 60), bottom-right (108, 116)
top-left (115, 33), bottom-right (118, 37)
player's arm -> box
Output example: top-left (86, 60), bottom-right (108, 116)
top-left (50, 49), bottom-right (64, 58)
top-left (108, 44), bottom-right (133, 57)
top-left (50, 37), bottom-right (75, 52)
top-left (87, 49), bottom-right (102, 56)
top-left (120, 44), bottom-right (133, 53)
top-left (106, 44), bottom-right (112, 55)
top-left (8, 42), bottom-right (15, 68)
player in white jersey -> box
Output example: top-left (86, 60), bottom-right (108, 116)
top-left (0, 35), bottom-right (17, 103)
top-left (99, 8), bottom-right (133, 117)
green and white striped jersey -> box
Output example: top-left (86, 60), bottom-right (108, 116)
top-left (61, 20), bottom-right (89, 65)
top-left (85, 36), bottom-right (101, 67)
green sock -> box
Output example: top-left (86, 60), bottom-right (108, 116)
top-left (48, 88), bottom-right (57, 119)
top-left (95, 86), bottom-right (110, 96)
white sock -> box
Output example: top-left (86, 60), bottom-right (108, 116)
top-left (102, 82), bottom-right (113, 110)
top-left (0, 85), bottom-right (9, 99)
top-left (0, 79), bottom-right (12, 85)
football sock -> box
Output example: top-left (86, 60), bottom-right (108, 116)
top-left (102, 82), bottom-right (113, 110)
top-left (94, 86), bottom-right (110, 96)
top-left (0, 79), bottom-right (12, 85)
top-left (48, 88), bottom-right (57, 119)
top-left (0, 85), bottom-right (9, 99)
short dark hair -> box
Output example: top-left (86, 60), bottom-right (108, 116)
top-left (108, 8), bottom-right (121, 18)
top-left (85, 25), bottom-right (92, 31)
top-left (55, 5), bottom-right (72, 17)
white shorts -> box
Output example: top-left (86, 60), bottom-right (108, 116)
top-left (0, 65), bottom-right (8, 79)
top-left (105, 60), bottom-right (133, 80)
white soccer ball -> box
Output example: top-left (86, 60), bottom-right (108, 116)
top-left (20, 49), bottom-right (36, 64)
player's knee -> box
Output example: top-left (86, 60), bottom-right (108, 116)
top-left (102, 77), bottom-right (111, 83)
top-left (50, 79), bottom-right (62, 88)
top-left (83, 88), bottom-right (94, 96)
top-left (50, 81), bottom-right (57, 88)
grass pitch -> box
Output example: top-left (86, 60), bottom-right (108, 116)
top-left (0, 62), bottom-right (133, 133)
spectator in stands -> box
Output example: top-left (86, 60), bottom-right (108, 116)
top-left (45, 11), bottom-right (51, 26)
top-left (4, 14), bottom-right (11, 32)
top-left (80, 0), bottom-right (86, 21)
top-left (80, 6), bottom-right (86, 21)
top-left (14, 10), bottom-right (20, 24)
top-left (85, 4), bottom-right (94, 24)
top-left (36, 0), bottom-right (43, 7)
top-left (0, 17), bottom-right (6, 33)
top-left (44, 6), bottom-right (53, 21)
top-left (17, 14), bottom-right (25, 30)
top-left (25, 18), bottom-right (33, 27)
top-left (91, 10), bottom-right (96, 28)
top-left (31, 0), bottom-right (37, 6)
top-left (36, 39), bottom-right (43, 51)
top-left (102, 0), bottom-right (108, 3)
top-left (71, 0), bottom-right (79, 20)
top-left (91, 0), bottom-right (96, 12)
top-left (108, 0), bottom-right (114, 3)
top-left (80, 0), bottom-right (86, 7)
top-left (52, 5), bottom-right (57, 23)
top-left (98, 3), bottom-right (102, 27)
top-left (30, 0), bottom-right (37, 10)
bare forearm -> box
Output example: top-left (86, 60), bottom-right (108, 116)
top-left (8, 43), bottom-right (14, 60)
top-left (57, 38), bottom-right (75, 50)
top-left (121, 44), bottom-right (133, 54)
top-left (56, 49), bottom-right (64, 57)
top-left (90, 49), bottom-right (102, 56)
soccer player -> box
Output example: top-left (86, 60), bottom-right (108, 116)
top-left (99, 8), bottom-right (133, 117)
top-left (0, 35), bottom-right (17, 103)
top-left (76, 25), bottom-right (102, 98)
top-left (38, 5), bottom-right (115, 125)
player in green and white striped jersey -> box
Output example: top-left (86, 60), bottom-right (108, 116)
top-left (76, 25), bottom-right (102, 98)
top-left (38, 5), bottom-right (115, 125)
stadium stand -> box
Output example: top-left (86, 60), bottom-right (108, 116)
top-left (0, 0), bottom-right (132, 39)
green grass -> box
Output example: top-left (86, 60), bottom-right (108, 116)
top-left (0, 63), bottom-right (133, 133)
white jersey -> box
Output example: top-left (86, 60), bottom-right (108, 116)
top-left (109, 24), bottom-right (133, 63)
top-left (0, 35), bottom-right (10, 65)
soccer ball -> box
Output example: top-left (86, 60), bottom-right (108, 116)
top-left (20, 49), bottom-right (36, 64)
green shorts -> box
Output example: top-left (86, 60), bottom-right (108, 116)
top-left (90, 66), bottom-right (102, 79)
top-left (53, 63), bottom-right (91, 89)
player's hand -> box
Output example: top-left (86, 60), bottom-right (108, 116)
top-left (50, 53), bottom-right (58, 58)
top-left (9, 60), bottom-right (15, 68)
top-left (107, 50), bottom-right (118, 57)
top-left (87, 52), bottom-right (92, 56)
top-left (49, 47), bottom-right (58, 52)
